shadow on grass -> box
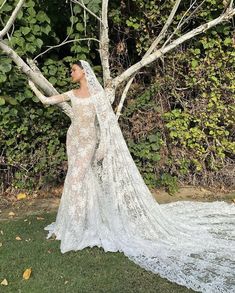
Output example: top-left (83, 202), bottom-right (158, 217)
top-left (0, 212), bottom-right (195, 293)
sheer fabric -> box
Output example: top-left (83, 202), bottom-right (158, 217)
top-left (44, 61), bottom-right (235, 293)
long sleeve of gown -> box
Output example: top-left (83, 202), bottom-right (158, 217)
top-left (39, 91), bottom-right (71, 105)
top-left (29, 80), bottom-right (73, 118)
top-left (28, 80), bottom-right (71, 105)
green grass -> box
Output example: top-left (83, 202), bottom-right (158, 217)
top-left (0, 212), bottom-right (195, 293)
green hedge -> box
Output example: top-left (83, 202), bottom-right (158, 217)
top-left (0, 0), bottom-right (234, 193)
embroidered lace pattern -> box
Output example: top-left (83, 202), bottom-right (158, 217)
top-left (43, 61), bottom-right (235, 293)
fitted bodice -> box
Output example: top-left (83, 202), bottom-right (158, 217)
top-left (68, 91), bottom-right (98, 139)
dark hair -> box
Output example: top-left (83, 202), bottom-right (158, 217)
top-left (75, 60), bottom-right (84, 69)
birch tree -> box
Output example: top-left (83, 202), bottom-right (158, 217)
top-left (0, 0), bottom-right (234, 120)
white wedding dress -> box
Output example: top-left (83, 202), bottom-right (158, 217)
top-left (44, 61), bottom-right (235, 293)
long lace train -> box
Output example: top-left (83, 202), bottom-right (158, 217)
top-left (44, 60), bottom-right (235, 293)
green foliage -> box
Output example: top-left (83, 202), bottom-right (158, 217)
top-left (157, 173), bottom-right (179, 195)
top-left (120, 2), bottom-right (235, 190)
top-left (127, 132), bottom-right (163, 186)
top-left (124, 88), bottom-right (179, 193)
top-left (68, 0), bottom-right (101, 59)
top-left (0, 86), bottom-right (70, 190)
top-left (162, 31), bottom-right (235, 174)
top-left (124, 85), bottom-right (158, 116)
top-left (0, 0), bottom-right (234, 193)
top-left (5, 1), bottom-right (52, 56)
top-left (0, 0), bottom-right (102, 192)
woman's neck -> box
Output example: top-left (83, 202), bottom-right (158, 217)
top-left (79, 78), bottom-right (88, 91)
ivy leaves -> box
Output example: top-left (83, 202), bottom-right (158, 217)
top-left (0, 57), bottom-right (12, 83)
top-left (0, 0), bottom-right (52, 56)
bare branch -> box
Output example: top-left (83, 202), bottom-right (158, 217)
top-left (116, 0), bottom-right (182, 118)
top-left (163, 0), bottom-right (207, 48)
top-left (113, 7), bottom-right (235, 87)
top-left (0, 0), bottom-right (25, 39)
top-left (99, 0), bottom-right (111, 86)
top-left (26, 58), bottom-right (58, 91)
top-left (33, 37), bottom-right (100, 61)
top-left (62, 1), bottom-right (75, 45)
top-left (116, 75), bottom-right (135, 119)
top-left (0, 40), bottom-right (73, 118)
top-left (145, 0), bottom-right (182, 55)
top-left (0, 17), bottom-right (11, 40)
top-left (0, 0), bottom-right (7, 11)
top-left (70, 1), bottom-right (112, 85)
top-left (71, 0), bottom-right (102, 23)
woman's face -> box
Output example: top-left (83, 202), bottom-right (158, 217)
top-left (70, 64), bottom-right (85, 82)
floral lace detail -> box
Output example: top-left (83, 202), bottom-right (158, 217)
top-left (44, 62), bottom-right (235, 293)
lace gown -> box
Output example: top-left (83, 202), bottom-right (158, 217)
top-left (44, 90), bottom-right (235, 293)
top-left (44, 91), bottom-right (105, 250)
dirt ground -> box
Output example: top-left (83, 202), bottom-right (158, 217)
top-left (0, 185), bottom-right (234, 221)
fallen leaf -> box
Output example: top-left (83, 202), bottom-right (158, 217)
top-left (16, 193), bottom-right (27, 200)
top-left (8, 211), bottom-right (15, 216)
top-left (15, 236), bottom-right (22, 241)
top-left (0, 230), bottom-right (3, 235)
top-left (1, 279), bottom-right (8, 286)
top-left (64, 280), bottom-right (69, 284)
top-left (36, 217), bottom-right (45, 220)
top-left (23, 268), bottom-right (32, 280)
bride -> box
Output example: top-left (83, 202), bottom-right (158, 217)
top-left (29, 60), bottom-right (235, 293)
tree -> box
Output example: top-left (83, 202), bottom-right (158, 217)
top-left (0, 0), bottom-right (234, 191)
top-left (0, 0), bottom-right (234, 119)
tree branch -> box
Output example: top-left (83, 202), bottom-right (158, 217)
top-left (145, 0), bottom-right (182, 55)
top-left (0, 40), bottom-right (73, 118)
top-left (116, 76), bottom-right (135, 119)
top-left (99, 0), bottom-right (111, 86)
top-left (113, 7), bottom-right (235, 87)
top-left (116, 0), bottom-right (182, 118)
top-left (71, 0), bottom-right (102, 23)
top-left (0, 0), bottom-right (7, 11)
top-left (33, 37), bottom-right (100, 61)
top-left (163, 0), bottom-right (206, 48)
top-left (0, 0), bottom-right (25, 39)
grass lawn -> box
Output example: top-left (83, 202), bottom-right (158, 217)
top-left (0, 212), bottom-right (195, 293)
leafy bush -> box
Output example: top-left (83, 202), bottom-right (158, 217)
top-left (0, 0), bottom-right (234, 194)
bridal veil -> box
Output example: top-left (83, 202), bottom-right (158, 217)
top-left (66, 60), bottom-right (235, 293)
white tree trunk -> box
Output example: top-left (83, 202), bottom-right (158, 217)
top-left (0, 0), bottom-right (235, 116)
top-left (0, 0), bottom-right (25, 39)
top-left (116, 0), bottom-right (183, 118)
top-left (99, 0), bottom-right (111, 87)
top-left (113, 7), bottom-right (235, 88)
top-left (0, 41), bottom-right (73, 118)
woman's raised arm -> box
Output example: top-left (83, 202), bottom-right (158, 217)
top-left (28, 80), bottom-right (71, 105)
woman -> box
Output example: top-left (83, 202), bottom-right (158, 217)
top-left (29, 60), bottom-right (235, 293)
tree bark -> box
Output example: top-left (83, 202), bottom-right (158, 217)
top-left (113, 7), bottom-right (235, 88)
top-left (0, 41), bottom-right (73, 118)
top-left (0, 0), bottom-right (235, 116)
top-left (0, 0), bottom-right (25, 39)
